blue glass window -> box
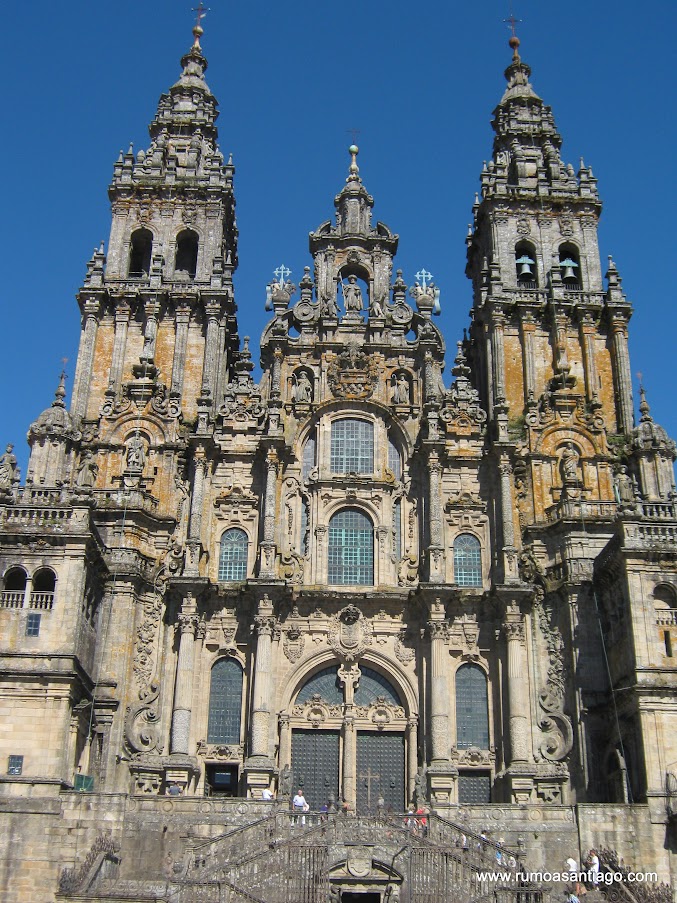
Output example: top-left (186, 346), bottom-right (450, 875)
top-left (388, 437), bottom-right (401, 480)
top-left (456, 664), bottom-right (489, 749)
top-left (296, 667), bottom-right (342, 705)
top-left (330, 420), bottom-right (373, 475)
top-left (354, 667), bottom-right (401, 706)
top-left (218, 529), bottom-right (248, 582)
top-left (328, 509), bottom-right (374, 586)
top-left (453, 534), bottom-right (482, 586)
top-left (207, 658), bottom-right (243, 744)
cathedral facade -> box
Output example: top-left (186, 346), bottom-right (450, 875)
top-left (0, 22), bottom-right (676, 903)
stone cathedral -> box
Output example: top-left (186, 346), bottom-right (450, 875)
top-left (0, 21), bottom-right (676, 903)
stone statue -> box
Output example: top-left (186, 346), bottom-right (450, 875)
top-left (414, 765), bottom-right (427, 806)
top-left (615, 465), bottom-right (636, 507)
top-left (75, 451), bottom-right (98, 489)
top-left (126, 435), bottom-right (146, 472)
top-left (292, 372), bottom-right (313, 404)
top-left (560, 443), bottom-right (580, 484)
top-left (279, 764), bottom-right (292, 797)
top-left (370, 295), bottom-right (385, 318)
top-left (342, 275), bottom-right (363, 312)
top-left (392, 373), bottom-right (410, 405)
top-left (0, 444), bottom-right (17, 488)
top-left (321, 292), bottom-right (338, 318)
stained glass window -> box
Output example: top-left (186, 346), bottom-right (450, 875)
top-left (296, 667), bottom-right (342, 705)
top-left (453, 533), bottom-right (482, 586)
top-left (354, 667), bottom-right (401, 706)
top-left (218, 528), bottom-right (248, 582)
top-left (328, 509), bottom-right (373, 586)
top-left (207, 658), bottom-right (243, 744)
top-left (456, 664), bottom-right (489, 749)
top-left (330, 419), bottom-right (373, 475)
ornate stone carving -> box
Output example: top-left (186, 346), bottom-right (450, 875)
top-left (534, 593), bottom-right (573, 762)
top-left (327, 346), bottom-right (379, 400)
top-left (59, 833), bottom-right (121, 895)
top-left (354, 696), bottom-right (406, 728)
top-left (449, 614), bottom-right (480, 654)
top-left (280, 550), bottom-right (304, 585)
top-left (397, 553), bottom-right (419, 587)
top-left (328, 605), bottom-right (373, 661)
top-left (283, 627), bottom-right (305, 663)
top-left (291, 693), bottom-right (342, 725)
top-left (394, 629), bottom-right (416, 665)
top-left (196, 741), bottom-right (244, 760)
top-left (124, 681), bottom-right (163, 756)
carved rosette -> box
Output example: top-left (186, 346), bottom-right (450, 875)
top-left (328, 605), bottom-right (373, 662)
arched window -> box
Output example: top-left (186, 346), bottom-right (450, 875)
top-left (456, 664), bottom-right (489, 749)
top-left (354, 667), bottom-right (401, 706)
top-left (1, 567), bottom-right (26, 608)
top-left (559, 243), bottom-right (581, 289)
top-left (31, 568), bottom-right (56, 610)
top-left (296, 667), bottom-right (343, 705)
top-left (330, 419), bottom-right (374, 475)
top-left (218, 528), bottom-right (248, 582)
top-left (175, 229), bottom-right (199, 279)
top-left (128, 228), bottom-right (153, 277)
top-left (515, 241), bottom-right (537, 288)
top-left (328, 509), bottom-right (374, 586)
top-left (207, 658), bottom-right (243, 744)
top-left (453, 534), bottom-right (482, 586)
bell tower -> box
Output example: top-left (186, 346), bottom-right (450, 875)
top-left (465, 34), bottom-right (634, 531)
top-left (70, 22), bottom-right (239, 431)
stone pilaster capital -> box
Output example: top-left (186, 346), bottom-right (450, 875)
top-left (499, 455), bottom-right (513, 477)
top-left (503, 617), bottom-right (525, 643)
top-left (427, 619), bottom-right (449, 641)
top-left (254, 615), bottom-right (276, 637)
top-left (204, 299), bottom-right (222, 320)
top-left (82, 297), bottom-right (101, 320)
top-left (407, 715), bottom-right (419, 730)
top-left (279, 713), bottom-right (291, 728)
top-left (178, 612), bottom-right (200, 636)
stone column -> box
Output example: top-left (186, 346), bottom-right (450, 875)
top-left (428, 618), bottom-right (450, 762)
top-left (278, 714), bottom-right (291, 775)
top-left (271, 347), bottom-right (283, 397)
top-left (499, 455), bottom-right (518, 581)
top-left (170, 303), bottom-right (191, 399)
top-left (427, 451), bottom-right (444, 582)
top-left (490, 312), bottom-right (507, 406)
top-left (504, 608), bottom-right (530, 764)
top-left (170, 596), bottom-right (199, 755)
top-left (407, 716), bottom-right (419, 806)
top-left (109, 301), bottom-right (131, 395)
top-left (72, 298), bottom-right (100, 421)
top-left (200, 300), bottom-right (222, 399)
top-left (579, 313), bottom-right (599, 402)
top-left (250, 600), bottom-right (275, 759)
top-left (185, 449), bottom-right (207, 576)
top-left (339, 664), bottom-right (360, 811)
top-left (259, 450), bottom-right (278, 578)
top-left (610, 315), bottom-right (634, 434)
top-left (519, 312), bottom-right (536, 401)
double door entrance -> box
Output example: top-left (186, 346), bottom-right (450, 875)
top-left (292, 729), bottom-right (405, 813)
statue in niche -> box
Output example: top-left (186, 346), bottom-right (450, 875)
top-left (292, 371), bottom-right (313, 404)
top-left (342, 275), bottom-right (363, 312)
top-left (392, 373), bottom-right (410, 405)
top-left (75, 451), bottom-right (98, 489)
top-left (560, 442), bottom-right (581, 485)
top-left (0, 444), bottom-right (17, 488)
top-left (126, 435), bottom-right (146, 472)
top-left (321, 291), bottom-right (338, 318)
top-left (414, 765), bottom-right (427, 805)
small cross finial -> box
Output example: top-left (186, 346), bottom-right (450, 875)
top-left (192, 3), bottom-right (209, 45)
top-left (503, 12), bottom-right (521, 37)
top-left (347, 127), bottom-right (361, 145)
top-left (274, 264), bottom-right (291, 285)
top-left (415, 268), bottom-right (433, 289)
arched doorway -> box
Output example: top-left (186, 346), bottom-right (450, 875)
top-left (286, 662), bottom-right (410, 812)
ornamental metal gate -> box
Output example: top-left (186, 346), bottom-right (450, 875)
top-left (356, 731), bottom-right (404, 813)
top-left (291, 728), bottom-right (340, 810)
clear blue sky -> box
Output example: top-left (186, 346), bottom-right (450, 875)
top-left (2, 1), bottom-right (676, 475)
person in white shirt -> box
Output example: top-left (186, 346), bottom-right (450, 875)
top-left (261, 787), bottom-right (273, 801)
top-left (293, 789), bottom-right (308, 825)
top-left (588, 850), bottom-right (600, 885)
